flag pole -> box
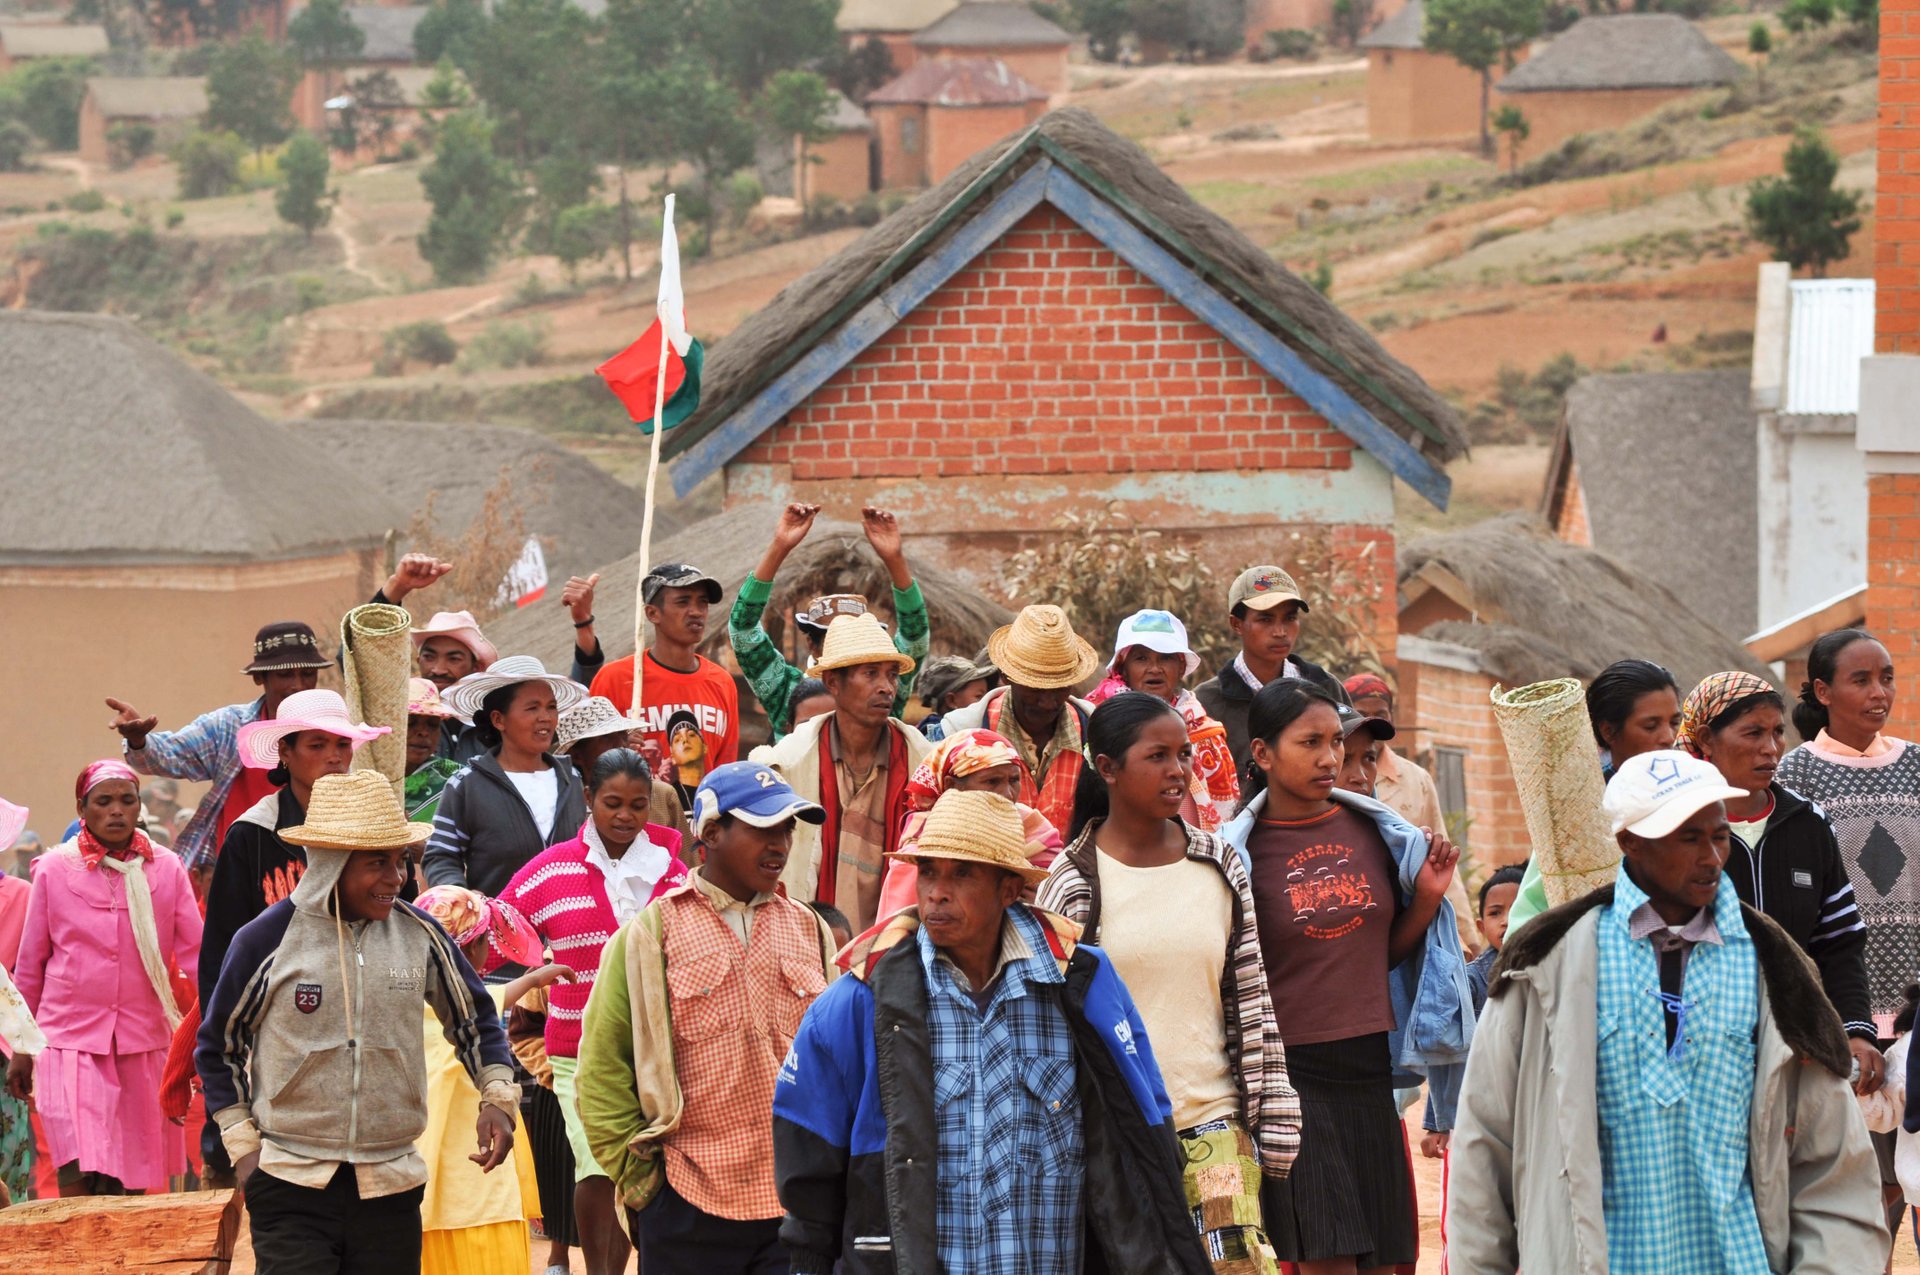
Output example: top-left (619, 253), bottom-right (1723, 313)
top-left (631, 193), bottom-right (675, 723)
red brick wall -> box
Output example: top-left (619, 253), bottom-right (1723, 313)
top-left (1880, 0), bottom-right (1920, 352)
top-left (1553, 461), bottom-right (1593, 547)
top-left (1866, 473), bottom-right (1920, 738)
top-left (926, 102), bottom-right (1047, 185)
top-left (1400, 659), bottom-right (1530, 870)
top-left (871, 102), bottom-right (927, 189)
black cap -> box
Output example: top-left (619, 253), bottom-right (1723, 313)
top-left (642, 563), bottom-right (723, 605)
top-left (1336, 702), bottom-right (1395, 742)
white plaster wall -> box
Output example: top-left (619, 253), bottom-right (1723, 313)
top-left (1758, 415), bottom-right (1868, 629)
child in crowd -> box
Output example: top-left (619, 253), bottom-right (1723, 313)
top-left (197, 771), bottom-right (519, 1271)
top-left (808, 901), bottom-right (852, 951)
top-left (1468, 865), bottom-right (1526, 1013)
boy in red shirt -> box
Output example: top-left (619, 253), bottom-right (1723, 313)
top-left (589, 565), bottom-right (739, 801)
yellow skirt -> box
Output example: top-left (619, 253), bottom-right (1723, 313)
top-left (421, 1218), bottom-right (531, 1275)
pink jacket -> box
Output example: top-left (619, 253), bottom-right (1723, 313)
top-left (16, 844), bottom-right (201, 1055)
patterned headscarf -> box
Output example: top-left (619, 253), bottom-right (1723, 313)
top-left (76, 758), bottom-right (140, 801)
top-left (905, 729), bottom-right (1028, 813)
top-left (1679, 671), bottom-right (1776, 757)
top-left (415, 885), bottom-right (545, 973)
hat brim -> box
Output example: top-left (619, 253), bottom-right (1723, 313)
top-left (1617, 782), bottom-right (1750, 839)
top-left (243, 655), bottom-right (333, 674)
top-left (986, 626), bottom-right (1102, 691)
top-left (442, 671), bottom-right (588, 722)
top-left (410, 627), bottom-right (500, 670)
top-left (813, 649), bottom-right (917, 676)
top-left (238, 719), bottom-right (391, 770)
top-left (1341, 718), bottom-right (1396, 742)
top-left (724, 797), bottom-right (827, 829)
top-left (281, 821), bottom-right (433, 851)
top-left (407, 704), bottom-right (458, 721)
top-left (886, 845), bottom-right (1050, 886)
top-left (1236, 593), bottom-right (1307, 614)
top-left (1108, 639), bottom-right (1202, 681)
top-left (558, 716), bottom-right (645, 754)
top-left (644, 577), bottom-right (724, 606)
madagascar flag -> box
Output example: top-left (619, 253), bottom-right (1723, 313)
top-left (596, 192), bottom-right (701, 435)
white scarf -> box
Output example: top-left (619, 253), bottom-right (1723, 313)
top-left (98, 854), bottom-right (183, 1033)
top-left (583, 821), bottom-right (673, 927)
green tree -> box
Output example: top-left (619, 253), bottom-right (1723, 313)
top-left (1748, 20), bottom-right (1770, 91)
top-left (692, 0), bottom-right (838, 94)
top-left (345, 67), bottom-right (406, 156)
top-left (0, 119), bottom-right (32, 171)
top-left (413, 0), bottom-right (490, 69)
top-left (551, 202), bottom-right (612, 280)
top-left (172, 127), bottom-right (247, 198)
top-left (7, 57), bottom-right (93, 150)
top-left (289, 0), bottom-right (365, 109)
top-left (759, 69), bottom-right (833, 207)
top-left (1069, 0), bottom-right (1132, 59)
top-left (276, 129), bottom-right (333, 237)
top-left (467, 0), bottom-right (600, 167)
top-left (658, 61), bottom-right (756, 254)
top-left (1779, 0), bottom-right (1832, 32)
top-left (824, 35), bottom-right (895, 100)
top-left (418, 109), bottom-right (519, 282)
top-left (1491, 103), bottom-right (1528, 173)
top-left (1746, 126), bottom-right (1863, 278)
top-left (1423, 0), bottom-right (1544, 157)
top-left (206, 33), bottom-right (299, 162)
top-left (599, 0), bottom-right (678, 279)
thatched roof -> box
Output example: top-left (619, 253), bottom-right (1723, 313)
top-left (484, 505), bottom-right (1014, 672)
top-left (84, 76), bottom-right (207, 119)
top-left (1547, 370), bottom-right (1755, 640)
top-left (825, 90), bottom-right (873, 132)
top-left (1399, 514), bottom-right (1771, 691)
top-left (913, 2), bottom-right (1071, 47)
top-left (839, 0), bottom-right (957, 32)
top-left (869, 56), bottom-right (1049, 106)
top-left (287, 419), bottom-right (687, 586)
top-left (1358, 0), bottom-right (1423, 50)
top-left (0, 22), bottom-right (109, 57)
top-left (0, 312), bottom-right (399, 565)
top-left (1498, 14), bottom-right (1743, 93)
top-left (665, 107), bottom-right (1467, 494)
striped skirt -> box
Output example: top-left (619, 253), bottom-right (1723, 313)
top-left (524, 1084), bottom-right (579, 1248)
top-left (1258, 1032), bottom-right (1417, 1266)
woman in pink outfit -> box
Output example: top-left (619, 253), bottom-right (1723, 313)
top-left (7, 761), bottom-right (201, 1195)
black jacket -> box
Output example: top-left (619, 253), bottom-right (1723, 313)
top-left (1724, 782), bottom-right (1875, 1040)
top-left (200, 788), bottom-right (306, 1001)
top-left (1195, 654), bottom-right (1349, 772)
top-left (772, 915), bottom-right (1210, 1275)
top-left (422, 752), bottom-right (585, 897)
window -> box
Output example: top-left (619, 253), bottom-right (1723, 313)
top-left (900, 115), bottom-right (919, 156)
top-left (1433, 746), bottom-right (1468, 820)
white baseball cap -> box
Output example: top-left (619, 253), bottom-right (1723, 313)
top-left (1108, 609), bottom-right (1200, 678)
top-left (1603, 750), bottom-right (1748, 839)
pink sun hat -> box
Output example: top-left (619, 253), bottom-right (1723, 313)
top-left (411, 611), bottom-right (500, 670)
top-left (236, 689), bottom-right (392, 770)
top-left (0, 799), bottom-right (27, 851)
top-left (415, 886), bottom-right (547, 973)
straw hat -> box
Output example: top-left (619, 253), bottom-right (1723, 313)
top-left (888, 789), bottom-right (1049, 885)
top-left (237, 690), bottom-right (391, 770)
top-left (986, 605), bottom-right (1100, 690)
top-left (441, 655), bottom-right (588, 723)
top-left (406, 678), bottom-right (457, 720)
top-left (812, 613), bottom-right (916, 676)
top-left (281, 771), bottom-right (431, 850)
top-left (411, 611), bottom-right (500, 670)
top-left (556, 696), bottom-right (645, 755)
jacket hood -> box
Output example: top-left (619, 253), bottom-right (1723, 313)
top-left (289, 844), bottom-right (354, 914)
top-left (837, 902), bottom-right (1083, 983)
top-left (1491, 884), bottom-right (1853, 1078)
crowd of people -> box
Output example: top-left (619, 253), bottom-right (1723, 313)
top-left (0, 499), bottom-right (1912, 1274)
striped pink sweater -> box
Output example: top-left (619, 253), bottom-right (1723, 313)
top-left (501, 820), bottom-right (687, 1058)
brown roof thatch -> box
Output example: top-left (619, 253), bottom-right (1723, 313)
top-left (287, 419), bottom-right (690, 587)
top-left (912, 2), bottom-right (1071, 47)
top-left (84, 76), bottom-right (207, 119)
top-left (1546, 370), bottom-right (1756, 640)
top-left (868, 56), bottom-right (1049, 106)
top-left (1498, 14), bottom-right (1743, 93)
top-left (1358, 0), bottom-right (1423, 50)
top-left (665, 107), bottom-right (1467, 482)
top-left (0, 22), bottom-right (109, 57)
top-left (483, 505), bottom-right (1015, 672)
top-left (1399, 514), bottom-right (1771, 691)
top-left (839, 0), bottom-right (957, 32)
top-left (0, 312), bottom-right (400, 565)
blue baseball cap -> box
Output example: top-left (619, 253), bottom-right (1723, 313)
top-left (692, 762), bottom-right (826, 834)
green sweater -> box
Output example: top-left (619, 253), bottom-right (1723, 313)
top-left (727, 572), bottom-right (929, 739)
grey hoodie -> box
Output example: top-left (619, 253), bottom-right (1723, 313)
top-left (195, 840), bottom-right (514, 1186)
top-left (423, 752), bottom-right (585, 897)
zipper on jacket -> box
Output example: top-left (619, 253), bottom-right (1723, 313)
top-left (347, 924), bottom-right (366, 1148)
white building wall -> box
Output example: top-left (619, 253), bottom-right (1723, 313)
top-left (1757, 416), bottom-right (1868, 629)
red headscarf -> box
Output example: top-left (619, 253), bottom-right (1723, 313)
top-left (73, 758), bottom-right (153, 868)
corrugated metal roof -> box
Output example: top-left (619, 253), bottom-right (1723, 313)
top-left (1784, 278), bottom-right (1875, 416)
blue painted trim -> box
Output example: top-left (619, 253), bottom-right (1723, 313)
top-left (1042, 167), bottom-right (1451, 510)
top-left (670, 159), bottom-right (1054, 498)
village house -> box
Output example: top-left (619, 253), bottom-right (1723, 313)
top-left (77, 76), bottom-right (206, 167)
top-left (0, 21), bottom-right (108, 74)
top-left (1494, 13), bottom-right (1742, 166)
top-left (0, 311), bottom-right (399, 842)
top-left (910, 2), bottom-right (1073, 98)
top-left (660, 108), bottom-right (1467, 658)
top-left (796, 91), bottom-right (877, 205)
top-left (866, 56), bottom-right (1049, 189)
top-left (837, 0), bottom-right (958, 78)
top-left (290, 4), bottom-right (426, 132)
top-left (1395, 516), bottom-right (1774, 870)
top-left (1360, 0), bottom-right (1517, 143)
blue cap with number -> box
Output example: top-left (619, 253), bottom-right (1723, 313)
top-left (693, 761), bottom-right (827, 834)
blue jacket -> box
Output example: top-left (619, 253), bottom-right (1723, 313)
top-left (772, 904), bottom-right (1209, 1275)
top-left (1222, 788), bottom-right (1476, 1129)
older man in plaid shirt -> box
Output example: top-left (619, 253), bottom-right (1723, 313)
top-left (1449, 751), bottom-right (1884, 1273)
top-left (576, 762), bottom-right (837, 1275)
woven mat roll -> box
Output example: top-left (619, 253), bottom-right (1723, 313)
top-left (341, 603), bottom-right (413, 795)
top-left (1490, 678), bottom-right (1619, 907)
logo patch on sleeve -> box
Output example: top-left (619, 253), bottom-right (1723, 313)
top-left (295, 982), bottom-right (323, 1013)
top-left (1793, 870), bottom-right (1814, 889)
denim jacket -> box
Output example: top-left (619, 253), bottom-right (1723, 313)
top-left (1222, 788), bottom-right (1476, 1129)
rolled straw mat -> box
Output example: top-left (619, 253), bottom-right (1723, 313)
top-left (342, 603), bottom-right (413, 794)
top-left (1490, 678), bottom-right (1618, 907)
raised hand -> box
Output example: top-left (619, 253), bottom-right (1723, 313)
top-left (861, 506), bottom-right (903, 562)
top-left (383, 553), bottom-right (455, 604)
top-left (562, 573), bottom-right (600, 625)
top-left (1413, 825), bottom-right (1460, 904)
top-left (774, 503), bottom-right (821, 553)
top-left (106, 697), bottom-right (159, 747)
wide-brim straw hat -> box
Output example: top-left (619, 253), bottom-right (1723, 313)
top-left (282, 771), bottom-right (432, 851)
top-left (441, 655), bottom-right (588, 722)
top-left (987, 605), bottom-right (1100, 690)
top-left (812, 613), bottom-right (916, 676)
top-left (237, 690), bottom-right (392, 770)
top-left (556, 696), bottom-right (646, 755)
top-left (411, 611), bottom-right (500, 670)
top-left (888, 789), bottom-right (1049, 885)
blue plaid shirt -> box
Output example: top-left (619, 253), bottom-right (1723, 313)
top-left (125, 698), bottom-right (262, 871)
top-left (918, 904), bottom-right (1085, 1274)
top-left (1595, 870), bottom-right (1769, 1274)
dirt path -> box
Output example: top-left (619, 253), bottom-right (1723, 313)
top-left (327, 194), bottom-right (387, 292)
top-left (40, 155), bottom-right (91, 190)
top-left (1075, 56), bottom-right (1365, 89)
